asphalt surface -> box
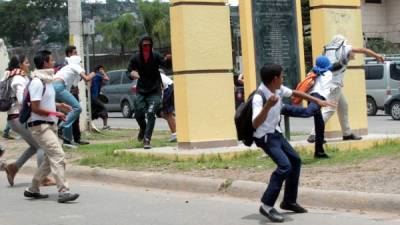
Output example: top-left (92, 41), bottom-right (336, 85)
top-left (0, 174), bottom-right (399, 225)
top-left (95, 112), bottom-right (400, 134)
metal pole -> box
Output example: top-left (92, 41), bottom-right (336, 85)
top-left (284, 115), bottom-right (291, 141)
top-left (85, 35), bottom-right (92, 132)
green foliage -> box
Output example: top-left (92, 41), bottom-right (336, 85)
top-left (366, 39), bottom-right (400, 54)
top-left (137, 0), bottom-right (170, 48)
top-left (96, 13), bottom-right (141, 55)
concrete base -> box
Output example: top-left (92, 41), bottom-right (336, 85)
top-left (325, 128), bottom-right (368, 138)
top-left (178, 139), bottom-right (237, 150)
top-left (115, 133), bottom-right (400, 161)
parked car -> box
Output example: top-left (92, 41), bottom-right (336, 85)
top-left (384, 94), bottom-right (400, 120)
top-left (101, 70), bottom-right (137, 118)
top-left (365, 57), bottom-right (400, 116)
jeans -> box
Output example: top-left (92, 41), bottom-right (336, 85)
top-left (281, 93), bottom-right (325, 153)
top-left (134, 93), bottom-right (162, 140)
top-left (9, 118), bottom-right (44, 168)
top-left (3, 121), bottom-right (11, 136)
top-left (254, 131), bottom-right (301, 206)
top-left (53, 82), bottom-right (82, 142)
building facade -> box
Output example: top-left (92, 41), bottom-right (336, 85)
top-left (362, 0), bottom-right (400, 44)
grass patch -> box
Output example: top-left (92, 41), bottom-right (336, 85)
top-left (75, 139), bottom-right (400, 171)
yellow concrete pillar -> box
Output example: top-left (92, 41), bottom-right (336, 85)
top-left (170, 0), bottom-right (237, 149)
top-left (310, 0), bottom-right (368, 137)
top-left (239, 0), bottom-right (306, 99)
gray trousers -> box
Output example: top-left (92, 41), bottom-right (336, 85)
top-left (9, 118), bottom-right (44, 168)
top-left (311, 86), bottom-right (351, 136)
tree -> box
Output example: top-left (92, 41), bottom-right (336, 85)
top-left (136, 0), bottom-right (170, 48)
top-left (96, 13), bottom-right (140, 55)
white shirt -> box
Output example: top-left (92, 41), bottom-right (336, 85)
top-left (325, 44), bottom-right (352, 87)
top-left (252, 84), bottom-right (293, 138)
top-left (161, 73), bottom-right (173, 90)
top-left (310, 70), bottom-right (333, 99)
top-left (29, 78), bottom-right (57, 123)
top-left (54, 64), bottom-right (84, 91)
top-left (8, 75), bottom-right (29, 115)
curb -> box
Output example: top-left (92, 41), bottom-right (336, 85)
top-left (20, 164), bottom-right (400, 214)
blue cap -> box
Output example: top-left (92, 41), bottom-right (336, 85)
top-left (312, 55), bottom-right (332, 75)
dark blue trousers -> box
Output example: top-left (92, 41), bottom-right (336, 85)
top-left (281, 93), bottom-right (325, 153)
top-left (254, 132), bottom-right (301, 206)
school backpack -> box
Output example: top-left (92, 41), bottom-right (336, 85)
top-left (291, 71), bottom-right (318, 105)
top-left (19, 78), bottom-right (46, 124)
top-left (323, 40), bottom-right (349, 70)
top-left (0, 74), bottom-right (16, 112)
top-left (234, 90), bottom-right (266, 146)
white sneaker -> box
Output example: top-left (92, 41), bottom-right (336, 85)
top-left (63, 141), bottom-right (78, 149)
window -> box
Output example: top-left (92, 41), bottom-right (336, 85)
top-left (390, 64), bottom-right (400, 81)
top-left (121, 71), bottom-right (132, 84)
top-left (365, 65), bottom-right (384, 80)
top-left (108, 72), bottom-right (122, 85)
top-left (365, 0), bottom-right (382, 3)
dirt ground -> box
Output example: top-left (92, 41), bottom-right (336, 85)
top-left (2, 138), bottom-right (400, 195)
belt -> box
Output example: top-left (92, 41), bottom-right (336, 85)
top-left (27, 120), bottom-right (55, 127)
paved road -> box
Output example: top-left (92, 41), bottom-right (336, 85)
top-left (0, 174), bottom-right (399, 225)
top-left (95, 112), bottom-right (400, 135)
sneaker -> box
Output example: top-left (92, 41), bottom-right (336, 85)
top-left (2, 133), bottom-right (14, 140)
top-left (307, 135), bottom-right (327, 144)
top-left (314, 152), bottom-right (330, 159)
top-left (101, 125), bottom-right (111, 130)
top-left (63, 140), bottom-right (78, 149)
top-left (259, 206), bottom-right (284, 223)
top-left (169, 134), bottom-right (177, 143)
top-left (24, 189), bottom-right (49, 199)
top-left (143, 138), bottom-right (152, 149)
top-left (137, 129), bottom-right (145, 142)
top-left (58, 192), bottom-right (80, 203)
top-left (343, 133), bottom-right (362, 141)
top-left (76, 140), bottom-right (90, 145)
top-left (280, 202), bottom-right (308, 213)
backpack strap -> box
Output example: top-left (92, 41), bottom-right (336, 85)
top-left (256, 90), bottom-right (267, 105)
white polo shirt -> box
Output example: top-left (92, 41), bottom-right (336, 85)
top-left (252, 84), bottom-right (293, 138)
top-left (29, 78), bottom-right (58, 123)
top-left (310, 70), bottom-right (333, 99)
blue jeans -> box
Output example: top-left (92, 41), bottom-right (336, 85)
top-left (281, 93), bottom-right (325, 154)
top-left (53, 82), bottom-right (82, 142)
top-left (3, 121), bottom-right (11, 136)
top-left (254, 132), bottom-right (301, 206)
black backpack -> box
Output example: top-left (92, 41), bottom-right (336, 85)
top-left (19, 78), bottom-right (46, 124)
top-left (0, 76), bottom-right (16, 112)
top-left (234, 90), bottom-right (266, 146)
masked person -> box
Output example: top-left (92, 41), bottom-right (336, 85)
top-left (127, 35), bottom-right (171, 149)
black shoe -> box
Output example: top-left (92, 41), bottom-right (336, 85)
top-left (343, 133), bottom-right (362, 141)
top-left (259, 206), bottom-right (284, 223)
top-left (143, 138), bottom-right (152, 149)
top-left (137, 129), bottom-right (145, 142)
top-left (280, 202), bottom-right (308, 213)
top-left (24, 189), bottom-right (49, 199)
top-left (314, 152), bottom-right (330, 159)
top-left (76, 140), bottom-right (90, 145)
top-left (307, 135), bottom-right (327, 144)
top-left (58, 192), bottom-right (80, 203)
top-left (0, 147), bottom-right (4, 158)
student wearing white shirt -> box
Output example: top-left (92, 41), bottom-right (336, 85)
top-left (2, 55), bottom-right (58, 187)
top-left (53, 55), bottom-right (95, 146)
top-left (160, 73), bottom-right (176, 142)
top-left (308, 35), bottom-right (384, 142)
top-left (253, 64), bottom-right (334, 222)
top-left (24, 50), bottom-right (79, 203)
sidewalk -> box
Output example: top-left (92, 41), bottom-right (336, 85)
top-left (17, 161), bottom-right (400, 214)
top-left (114, 133), bottom-right (400, 161)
